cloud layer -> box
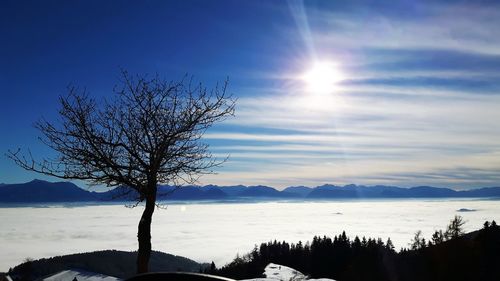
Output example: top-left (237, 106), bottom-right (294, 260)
top-left (1, 200), bottom-right (499, 271)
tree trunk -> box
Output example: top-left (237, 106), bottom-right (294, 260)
top-left (136, 182), bottom-right (157, 274)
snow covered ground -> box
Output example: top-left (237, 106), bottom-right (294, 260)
top-left (41, 269), bottom-right (121, 281)
top-left (241, 263), bottom-right (335, 281)
top-left (36, 265), bottom-right (331, 281)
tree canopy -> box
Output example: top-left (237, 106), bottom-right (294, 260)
top-left (8, 71), bottom-right (235, 273)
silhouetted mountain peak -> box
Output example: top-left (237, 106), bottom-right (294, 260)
top-left (29, 179), bottom-right (45, 183)
top-left (317, 184), bottom-right (342, 190)
top-left (0, 180), bottom-right (95, 202)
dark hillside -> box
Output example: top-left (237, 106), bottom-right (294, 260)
top-left (396, 224), bottom-right (500, 281)
top-left (9, 250), bottom-right (206, 280)
top-left (215, 222), bottom-right (500, 281)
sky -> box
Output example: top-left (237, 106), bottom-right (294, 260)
top-left (1, 0), bottom-right (500, 190)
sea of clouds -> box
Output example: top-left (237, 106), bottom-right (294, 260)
top-left (1, 198), bottom-right (499, 271)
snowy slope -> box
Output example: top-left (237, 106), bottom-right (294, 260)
top-left (41, 269), bottom-right (121, 281)
top-left (242, 263), bottom-right (335, 281)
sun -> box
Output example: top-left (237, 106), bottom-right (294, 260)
top-left (302, 61), bottom-right (344, 94)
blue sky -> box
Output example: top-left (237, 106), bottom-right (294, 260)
top-left (1, 0), bottom-right (500, 189)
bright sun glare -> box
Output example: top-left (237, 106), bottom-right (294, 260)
top-left (302, 61), bottom-right (343, 94)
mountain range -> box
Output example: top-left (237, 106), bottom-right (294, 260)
top-left (1, 179), bottom-right (500, 203)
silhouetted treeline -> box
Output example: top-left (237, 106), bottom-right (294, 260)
top-left (213, 220), bottom-right (500, 281)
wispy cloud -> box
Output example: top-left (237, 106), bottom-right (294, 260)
top-left (203, 1), bottom-right (500, 188)
top-left (308, 2), bottom-right (500, 56)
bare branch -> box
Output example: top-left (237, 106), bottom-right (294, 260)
top-left (8, 71), bottom-right (235, 200)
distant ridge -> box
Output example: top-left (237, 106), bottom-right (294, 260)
top-left (1, 179), bottom-right (500, 203)
top-left (0, 179), bottom-right (97, 202)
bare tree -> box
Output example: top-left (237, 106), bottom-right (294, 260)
top-left (410, 230), bottom-right (426, 250)
top-left (7, 71), bottom-right (235, 273)
top-left (431, 229), bottom-right (445, 245)
top-left (444, 215), bottom-right (466, 240)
